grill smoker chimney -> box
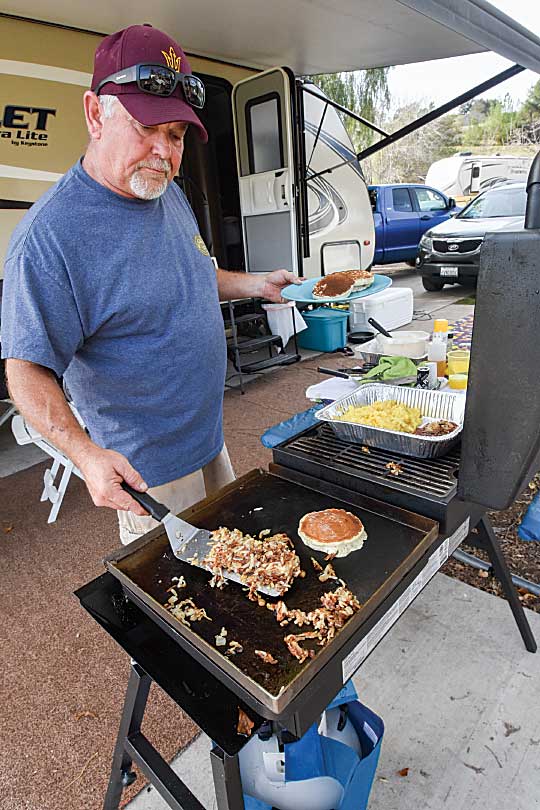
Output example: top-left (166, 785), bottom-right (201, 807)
top-left (458, 149), bottom-right (540, 509)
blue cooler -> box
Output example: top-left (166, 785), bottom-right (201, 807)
top-left (298, 308), bottom-right (349, 352)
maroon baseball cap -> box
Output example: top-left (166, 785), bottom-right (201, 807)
top-left (91, 24), bottom-right (208, 142)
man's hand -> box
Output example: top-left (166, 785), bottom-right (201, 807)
top-left (260, 269), bottom-right (301, 302)
top-left (77, 447), bottom-right (149, 515)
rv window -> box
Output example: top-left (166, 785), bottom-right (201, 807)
top-left (392, 188), bottom-right (413, 212)
top-left (415, 188), bottom-right (446, 212)
top-left (246, 93), bottom-right (284, 174)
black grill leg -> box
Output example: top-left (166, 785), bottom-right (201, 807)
top-left (103, 661), bottom-right (152, 810)
top-left (475, 516), bottom-right (537, 653)
top-left (210, 745), bottom-right (246, 810)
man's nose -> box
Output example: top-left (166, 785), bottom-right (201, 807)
top-left (150, 130), bottom-right (172, 159)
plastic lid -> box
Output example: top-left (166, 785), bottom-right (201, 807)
top-left (303, 307), bottom-right (349, 320)
top-left (433, 319), bottom-right (449, 332)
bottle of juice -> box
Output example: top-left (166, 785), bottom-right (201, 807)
top-left (428, 319), bottom-right (449, 377)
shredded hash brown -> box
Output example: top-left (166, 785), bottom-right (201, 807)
top-left (203, 527), bottom-right (302, 597)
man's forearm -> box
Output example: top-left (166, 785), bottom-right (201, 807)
top-left (6, 359), bottom-right (148, 515)
top-left (216, 268), bottom-right (263, 301)
top-left (6, 359), bottom-right (95, 467)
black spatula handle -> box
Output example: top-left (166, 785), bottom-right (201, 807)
top-left (121, 482), bottom-right (169, 521)
top-left (318, 366), bottom-right (350, 378)
top-left (368, 317), bottom-right (392, 338)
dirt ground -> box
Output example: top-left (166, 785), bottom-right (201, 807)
top-left (442, 474), bottom-right (540, 613)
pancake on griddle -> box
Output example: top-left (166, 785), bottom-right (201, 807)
top-left (312, 269), bottom-right (374, 300)
top-left (298, 508), bottom-right (366, 557)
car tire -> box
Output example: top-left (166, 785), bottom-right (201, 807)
top-left (422, 277), bottom-right (445, 292)
top-left (406, 260), bottom-right (417, 268)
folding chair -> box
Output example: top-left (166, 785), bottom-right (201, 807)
top-left (11, 404), bottom-right (86, 523)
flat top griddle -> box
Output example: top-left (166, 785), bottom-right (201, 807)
top-left (105, 469), bottom-right (438, 714)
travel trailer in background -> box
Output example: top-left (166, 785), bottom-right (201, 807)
top-left (0, 17), bottom-right (374, 279)
top-left (425, 153), bottom-right (533, 204)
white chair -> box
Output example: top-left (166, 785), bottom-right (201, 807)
top-left (11, 404), bottom-right (85, 523)
top-left (0, 353), bottom-right (15, 428)
top-left (0, 400), bottom-right (16, 429)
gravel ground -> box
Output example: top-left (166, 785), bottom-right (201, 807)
top-left (442, 474), bottom-right (540, 614)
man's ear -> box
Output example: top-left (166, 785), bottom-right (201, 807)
top-left (83, 91), bottom-right (104, 140)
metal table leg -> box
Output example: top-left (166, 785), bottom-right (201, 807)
top-left (473, 516), bottom-right (537, 653)
top-left (103, 662), bottom-right (206, 810)
top-left (210, 745), bottom-right (246, 810)
top-left (103, 662), bottom-right (151, 810)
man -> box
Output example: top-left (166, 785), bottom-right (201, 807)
top-left (1, 24), bottom-right (298, 544)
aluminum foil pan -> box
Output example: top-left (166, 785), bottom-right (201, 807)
top-left (352, 338), bottom-right (426, 366)
top-left (314, 383), bottom-right (465, 458)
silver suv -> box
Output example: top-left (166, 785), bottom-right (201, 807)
top-left (416, 183), bottom-right (526, 291)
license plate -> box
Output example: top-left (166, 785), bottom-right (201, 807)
top-left (440, 266), bottom-right (459, 277)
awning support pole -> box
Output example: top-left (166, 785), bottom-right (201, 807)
top-left (309, 63), bottom-right (525, 180)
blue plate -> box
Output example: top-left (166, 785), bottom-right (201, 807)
top-left (282, 273), bottom-right (392, 304)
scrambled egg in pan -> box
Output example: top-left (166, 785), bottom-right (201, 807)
top-left (336, 400), bottom-right (422, 433)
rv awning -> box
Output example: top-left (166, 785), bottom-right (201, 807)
top-left (4, 0), bottom-right (540, 75)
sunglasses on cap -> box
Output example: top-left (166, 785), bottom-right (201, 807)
top-left (94, 63), bottom-right (205, 109)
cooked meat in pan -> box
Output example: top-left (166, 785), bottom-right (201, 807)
top-left (203, 527), bottom-right (303, 597)
top-left (415, 419), bottom-right (458, 436)
top-left (254, 650), bottom-right (278, 665)
top-left (272, 585), bottom-right (362, 662)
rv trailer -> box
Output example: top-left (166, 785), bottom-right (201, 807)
top-left (425, 153), bottom-right (534, 203)
top-left (0, 17), bottom-right (374, 279)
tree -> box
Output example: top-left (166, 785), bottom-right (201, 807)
top-left (305, 68), bottom-right (391, 151)
top-left (362, 101), bottom-right (461, 183)
top-left (520, 79), bottom-right (540, 123)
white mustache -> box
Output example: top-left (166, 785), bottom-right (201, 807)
top-left (135, 159), bottom-right (171, 174)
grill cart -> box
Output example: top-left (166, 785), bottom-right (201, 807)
top-left (77, 154), bottom-right (540, 810)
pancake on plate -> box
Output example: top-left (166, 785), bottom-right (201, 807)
top-left (298, 508), bottom-right (367, 557)
top-left (312, 269), bottom-right (374, 300)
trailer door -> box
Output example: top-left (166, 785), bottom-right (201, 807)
top-left (232, 68), bottom-right (300, 274)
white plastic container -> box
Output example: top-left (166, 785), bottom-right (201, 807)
top-left (349, 287), bottom-right (413, 333)
top-left (352, 337), bottom-right (426, 364)
top-left (375, 330), bottom-right (430, 358)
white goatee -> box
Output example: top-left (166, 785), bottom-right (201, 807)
top-left (129, 159), bottom-right (171, 199)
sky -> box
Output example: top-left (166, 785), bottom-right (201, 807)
top-left (387, 0), bottom-right (540, 111)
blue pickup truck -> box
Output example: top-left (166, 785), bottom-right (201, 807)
top-left (368, 184), bottom-right (459, 265)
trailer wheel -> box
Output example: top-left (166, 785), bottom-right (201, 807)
top-left (422, 277), bottom-right (445, 292)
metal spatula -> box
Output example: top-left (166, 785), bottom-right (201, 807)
top-left (121, 483), bottom-right (281, 596)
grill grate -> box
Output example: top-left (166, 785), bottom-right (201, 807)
top-left (279, 425), bottom-right (460, 500)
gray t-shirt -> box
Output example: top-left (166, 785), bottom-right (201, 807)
top-left (1, 160), bottom-right (227, 487)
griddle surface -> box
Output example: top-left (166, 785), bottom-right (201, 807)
top-left (109, 471), bottom-right (436, 702)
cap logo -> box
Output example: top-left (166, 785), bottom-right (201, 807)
top-left (161, 46), bottom-right (182, 72)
